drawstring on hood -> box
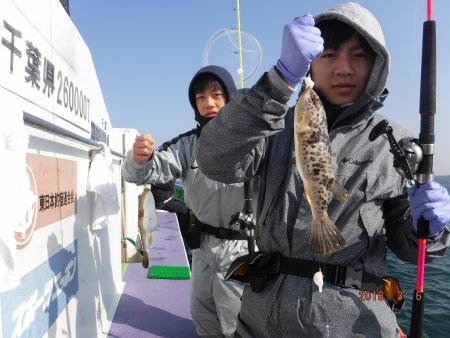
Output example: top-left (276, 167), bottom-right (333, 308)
top-left (188, 65), bottom-right (237, 130)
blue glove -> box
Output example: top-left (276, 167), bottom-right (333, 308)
top-left (408, 181), bottom-right (450, 236)
top-left (276, 15), bottom-right (324, 85)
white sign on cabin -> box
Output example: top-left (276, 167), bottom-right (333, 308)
top-left (0, 1), bottom-right (107, 136)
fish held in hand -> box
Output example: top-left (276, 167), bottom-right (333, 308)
top-left (138, 187), bottom-right (157, 268)
top-left (294, 77), bottom-right (349, 255)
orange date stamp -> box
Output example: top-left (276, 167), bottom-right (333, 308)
top-left (359, 290), bottom-right (385, 301)
top-left (359, 290), bottom-right (404, 302)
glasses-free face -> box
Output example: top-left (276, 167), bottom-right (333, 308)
top-left (195, 88), bottom-right (227, 118)
top-left (311, 33), bottom-right (375, 106)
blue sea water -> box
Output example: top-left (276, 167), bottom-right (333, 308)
top-left (387, 175), bottom-right (450, 338)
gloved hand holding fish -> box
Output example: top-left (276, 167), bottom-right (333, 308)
top-left (276, 15), bottom-right (324, 86)
top-left (294, 76), bottom-right (350, 255)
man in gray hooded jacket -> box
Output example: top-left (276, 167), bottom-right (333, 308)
top-left (196, 3), bottom-right (450, 337)
top-left (122, 65), bottom-right (248, 337)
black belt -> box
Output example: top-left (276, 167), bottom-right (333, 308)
top-left (225, 252), bottom-right (384, 293)
top-left (278, 255), bottom-right (383, 291)
top-left (199, 221), bottom-right (248, 241)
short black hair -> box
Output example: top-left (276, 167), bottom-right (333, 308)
top-left (316, 19), bottom-right (375, 57)
top-left (191, 74), bottom-right (227, 101)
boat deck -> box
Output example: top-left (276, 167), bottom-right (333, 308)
top-left (107, 211), bottom-right (198, 338)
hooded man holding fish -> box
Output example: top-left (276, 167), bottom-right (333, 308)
top-left (196, 2), bottom-right (450, 337)
top-left (122, 65), bottom-right (249, 337)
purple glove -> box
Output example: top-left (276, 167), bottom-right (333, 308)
top-left (408, 181), bottom-right (450, 236)
top-left (276, 15), bottom-right (324, 85)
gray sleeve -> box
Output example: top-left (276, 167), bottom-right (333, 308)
top-left (384, 196), bottom-right (450, 263)
top-left (196, 67), bottom-right (296, 184)
top-left (121, 137), bottom-right (190, 185)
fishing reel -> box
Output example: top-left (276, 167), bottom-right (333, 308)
top-left (369, 120), bottom-right (423, 184)
top-left (229, 181), bottom-right (257, 253)
top-left (229, 210), bottom-right (256, 253)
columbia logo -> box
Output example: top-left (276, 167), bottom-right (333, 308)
top-left (341, 157), bottom-right (373, 166)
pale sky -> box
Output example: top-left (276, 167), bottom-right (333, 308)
top-left (71, 0), bottom-right (450, 175)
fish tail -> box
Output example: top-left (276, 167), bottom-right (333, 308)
top-left (310, 215), bottom-right (346, 255)
top-left (330, 181), bottom-right (350, 202)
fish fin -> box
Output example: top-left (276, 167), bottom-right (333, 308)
top-left (330, 181), bottom-right (350, 202)
top-left (297, 122), bottom-right (311, 135)
top-left (296, 110), bottom-right (312, 135)
top-left (310, 216), bottom-right (346, 255)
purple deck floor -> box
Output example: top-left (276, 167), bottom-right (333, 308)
top-left (108, 211), bottom-right (198, 338)
top-left (149, 211), bottom-right (190, 267)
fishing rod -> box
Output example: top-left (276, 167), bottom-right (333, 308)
top-left (230, 0), bottom-right (256, 253)
top-left (368, 1), bottom-right (436, 336)
top-left (235, 0), bottom-right (245, 88)
top-left (409, 0), bottom-right (436, 337)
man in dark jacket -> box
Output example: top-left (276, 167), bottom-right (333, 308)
top-left (123, 66), bottom-right (249, 337)
top-left (150, 181), bottom-right (191, 239)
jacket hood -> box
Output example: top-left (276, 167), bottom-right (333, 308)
top-left (188, 65), bottom-right (237, 129)
top-left (315, 2), bottom-right (389, 101)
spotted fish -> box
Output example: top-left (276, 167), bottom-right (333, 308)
top-left (137, 187), bottom-right (157, 268)
top-left (294, 77), bottom-right (349, 255)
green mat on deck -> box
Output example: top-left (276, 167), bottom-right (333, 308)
top-left (147, 265), bottom-right (191, 280)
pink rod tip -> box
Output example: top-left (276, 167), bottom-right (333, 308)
top-left (427, 0), bottom-right (432, 21)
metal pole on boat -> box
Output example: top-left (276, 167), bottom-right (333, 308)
top-left (121, 132), bottom-right (128, 263)
top-left (409, 0), bottom-right (436, 337)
